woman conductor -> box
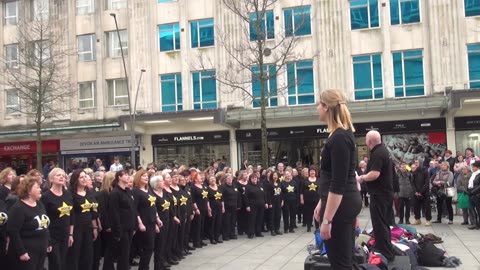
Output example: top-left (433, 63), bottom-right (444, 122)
top-left (314, 89), bottom-right (362, 269)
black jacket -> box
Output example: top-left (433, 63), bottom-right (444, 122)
top-left (411, 168), bottom-right (430, 196)
top-left (109, 186), bottom-right (136, 240)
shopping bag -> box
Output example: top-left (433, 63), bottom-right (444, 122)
top-left (457, 192), bottom-right (470, 209)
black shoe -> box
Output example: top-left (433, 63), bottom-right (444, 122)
top-left (289, 229), bottom-right (295, 233)
top-left (271, 231), bottom-right (276, 236)
top-left (201, 241), bottom-right (208, 247)
top-left (231, 235), bottom-right (238, 239)
top-left (468, 225), bottom-right (478, 230)
top-left (406, 221), bottom-right (411, 225)
top-left (432, 220), bottom-right (442, 224)
top-left (184, 250), bottom-right (192, 255)
top-left (167, 260), bottom-right (179, 265)
top-left (461, 222), bottom-right (469, 225)
top-left (181, 251), bottom-right (188, 256)
top-left (187, 245), bottom-right (196, 251)
top-left (210, 239), bottom-right (217, 245)
top-left (238, 232), bottom-right (244, 236)
top-left (193, 243), bottom-right (202, 248)
top-left (298, 219), bottom-right (302, 224)
top-left (275, 230), bottom-right (283, 235)
top-left (248, 234), bottom-right (254, 239)
top-left (255, 233), bottom-right (264, 237)
top-left (307, 227), bottom-right (311, 232)
top-left (172, 255), bottom-right (182, 261)
top-left (284, 229), bottom-right (288, 234)
top-left (224, 237), bottom-right (230, 241)
top-left (293, 225), bottom-right (298, 229)
top-left (262, 228), bottom-right (269, 233)
top-left (398, 220), bottom-right (404, 224)
top-left (163, 262), bottom-right (172, 268)
top-left (130, 260), bottom-right (139, 266)
top-left (302, 224), bottom-right (306, 227)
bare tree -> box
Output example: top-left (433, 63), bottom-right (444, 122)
top-left (198, 0), bottom-right (310, 168)
top-left (1, 2), bottom-right (75, 170)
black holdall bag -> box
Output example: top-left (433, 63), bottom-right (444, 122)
top-left (304, 253), bottom-right (331, 270)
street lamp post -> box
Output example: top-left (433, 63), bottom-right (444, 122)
top-left (110, 13), bottom-right (140, 169)
top-left (132, 69), bottom-right (146, 169)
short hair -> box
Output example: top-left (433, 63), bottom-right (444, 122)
top-left (440, 161), bottom-right (450, 169)
top-left (473, 161), bottom-right (480, 169)
top-left (48, 168), bottom-right (66, 185)
top-left (445, 150), bottom-right (452, 155)
top-left (11, 175), bottom-right (25, 195)
top-left (93, 171), bottom-right (104, 182)
top-left (84, 168), bottom-right (93, 175)
top-left (133, 169), bottom-right (148, 189)
top-left (466, 148), bottom-right (474, 153)
top-left (149, 175), bottom-right (163, 189)
top-left (17, 175), bottom-right (39, 200)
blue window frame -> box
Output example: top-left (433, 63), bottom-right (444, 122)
top-left (251, 65), bottom-right (277, 108)
top-left (393, 50), bottom-right (424, 97)
top-left (390, 0), bottom-right (420, 25)
top-left (352, 54), bottom-right (383, 100)
top-left (191, 19), bottom-right (214, 48)
top-left (160, 73), bottom-right (182, 112)
top-left (465, 0), bottom-right (480, 17)
top-left (287, 60), bottom-right (314, 105)
top-left (284, 6), bottom-right (311, 37)
top-left (192, 70), bottom-right (217, 109)
top-left (350, 0), bottom-right (379, 30)
top-left (468, 44), bottom-right (480, 89)
top-left (249, 10), bottom-right (275, 41)
top-left (159, 23), bottom-right (180, 52)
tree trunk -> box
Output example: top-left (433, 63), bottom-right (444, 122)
top-left (260, 101), bottom-right (268, 169)
top-left (36, 122), bottom-right (42, 170)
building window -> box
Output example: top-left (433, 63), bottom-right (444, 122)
top-left (160, 73), bottom-right (182, 112)
top-left (5, 44), bottom-right (19, 69)
top-left (32, 0), bottom-right (49, 20)
top-left (76, 0), bottom-right (94, 15)
top-left (159, 23), bottom-right (180, 52)
top-left (350, 0), bottom-right (379, 30)
top-left (249, 10), bottom-right (275, 41)
top-left (107, 0), bottom-right (127, 10)
top-left (192, 70), bottom-right (217, 109)
top-left (78, 82), bottom-right (95, 108)
top-left (468, 44), bottom-right (480, 89)
top-left (252, 65), bottom-right (277, 108)
top-left (107, 30), bottom-right (128, 58)
top-left (284, 6), bottom-right (311, 37)
top-left (4, 1), bottom-right (18, 25)
top-left (393, 50), bottom-right (424, 97)
top-left (190, 19), bottom-right (214, 48)
top-left (77, 34), bottom-right (96, 61)
top-left (390, 0), bottom-right (420, 25)
top-left (287, 60), bottom-right (315, 105)
top-left (352, 54), bottom-right (383, 100)
top-left (34, 40), bottom-right (50, 63)
top-left (107, 79), bottom-right (128, 106)
top-left (465, 0), bottom-right (480, 17)
top-left (5, 89), bottom-right (20, 114)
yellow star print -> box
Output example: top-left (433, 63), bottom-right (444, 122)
top-left (39, 215), bottom-right (50, 229)
top-left (81, 199), bottom-right (93, 213)
top-left (201, 189), bottom-right (208, 199)
top-left (148, 194), bottom-right (156, 207)
top-left (173, 196), bottom-right (178, 206)
top-left (0, 212), bottom-right (7, 225)
top-left (161, 200), bottom-right (170, 212)
top-left (179, 195), bottom-right (188, 206)
top-left (214, 191), bottom-right (222, 201)
top-left (286, 185), bottom-right (295, 193)
top-left (58, 202), bottom-right (73, 217)
top-left (308, 183), bottom-right (317, 192)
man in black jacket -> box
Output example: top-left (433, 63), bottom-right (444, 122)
top-left (411, 161), bottom-right (432, 226)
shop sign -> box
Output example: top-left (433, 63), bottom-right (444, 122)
top-left (236, 125), bottom-right (329, 142)
top-left (152, 131), bottom-right (230, 145)
top-left (60, 136), bottom-right (137, 151)
top-left (355, 118), bottom-right (446, 135)
top-left (454, 116), bottom-right (480, 131)
top-left (0, 140), bottom-right (60, 155)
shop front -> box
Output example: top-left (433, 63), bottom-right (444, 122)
top-left (152, 131), bottom-right (230, 170)
top-left (60, 136), bottom-right (139, 171)
top-left (0, 140), bottom-right (60, 174)
top-left (454, 116), bottom-right (480, 156)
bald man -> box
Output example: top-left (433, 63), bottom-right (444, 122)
top-left (356, 130), bottom-right (395, 262)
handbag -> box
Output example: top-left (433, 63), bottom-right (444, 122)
top-left (445, 182), bottom-right (457, 198)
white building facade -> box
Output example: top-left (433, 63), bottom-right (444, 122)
top-left (0, 0), bottom-right (479, 172)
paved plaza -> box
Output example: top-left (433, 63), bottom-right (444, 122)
top-left (166, 207), bottom-right (480, 270)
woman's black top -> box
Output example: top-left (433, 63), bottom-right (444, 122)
top-left (271, 182), bottom-right (283, 204)
top-left (95, 190), bottom-right (111, 230)
top-left (319, 129), bottom-right (358, 199)
top-left (0, 185), bottom-right (10, 202)
top-left (164, 190), bottom-right (177, 219)
top-left (0, 199), bottom-right (7, 245)
top-left (237, 181), bottom-right (248, 208)
top-left (191, 184), bottom-right (208, 211)
top-left (245, 183), bottom-right (266, 207)
top-left (281, 181), bottom-right (298, 202)
top-left (40, 189), bottom-right (73, 241)
top-left (7, 200), bottom-right (49, 256)
top-left (70, 190), bottom-right (97, 228)
top-left (302, 178), bottom-right (320, 202)
top-left (219, 184), bottom-right (239, 210)
top-left (153, 190), bottom-right (170, 224)
top-left (181, 185), bottom-right (194, 216)
top-left (132, 188), bottom-right (157, 226)
top-left (109, 186), bottom-right (136, 239)
top-left (172, 187), bottom-right (187, 220)
top-left (207, 186), bottom-right (222, 210)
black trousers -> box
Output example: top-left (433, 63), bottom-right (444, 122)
top-left (370, 194), bottom-right (395, 261)
top-left (66, 224), bottom-right (93, 270)
top-left (222, 206), bottom-right (237, 239)
top-left (303, 199), bottom-right (319, 229)
top-left (283, 200), bottom-right (297, 231)
top-left (436, 196), bottom-right (453, 221)
top-left (398, 197), bottom-right (411, 222)
top-left (183, 215), bottom-right (192, 250)
top-left (9, 249), bottom-right (46, 270)
top-left (269, 201), bottom-right (282, 231)
top-left (47, 237), bottom-right (68, 270)
top-left (264, 208), bottom-right (272, 230)
top-left (298, 203), bottom-right (303, 223)
top-left (92, 234), bottom-right (102, 270)
top-left (413, 195), bottom-right (432, 220)
top-left (248, 204), bottom-right (265, 236)
top-left (101, 231), bottom-right (115, 270)
top-left (208, 207), bottom-right (222, 240)
top-left (237, 207), bottom-right (248, 235)
top-left (470, 196), bottom-right (480, 226)
top-left (321, 191), bottom-right (362, 270)
top-left (113, 231), bottom-right (133, 270)
top-left (361, 190), bottom-right (369, 206)
top-left (136, 225), bottom-right (156, 270)
top-left (154, 220), bottom-right (169, 270)
top-left (0, 236), bottom-right (7, 270)
top-left (167, 219), bottom-right (179, 260)
top-left (177, 215), bottom-right (187, 254)
top-left (192, 209), bottom-right (207, 246)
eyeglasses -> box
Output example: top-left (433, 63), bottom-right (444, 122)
top-left (99, 169), bottom-right (105, 172)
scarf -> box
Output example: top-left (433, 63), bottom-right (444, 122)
top-left (468, 170), bottom-right (479, 189)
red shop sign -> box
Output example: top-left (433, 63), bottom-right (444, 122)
top-left (0, 140), bottom-right (60, 155)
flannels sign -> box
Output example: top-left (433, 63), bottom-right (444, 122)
top-left (152, 131), bottom-right (230, 145)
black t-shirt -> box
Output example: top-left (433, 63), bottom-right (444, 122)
top-left (207, 186), bottom-right (222, 210)
top-left (191, 184), bottom-right (208, 211)
top-left (71, 190), bottom-right (98, 227)
top-left (0, 199), bottom-right (7, 246)
top-left (153, 190), bottom-right (170, 223)
top-left (281, 181), bottom-right (298, 202)
top-left (366, 144), bottom-right (394, 195)
top-left (219, 184), bottom-right (238, 210)
top-left (40, 189), bottom-right (73, 241)
top-left (109, 186), bottom-right (136, 238)
top-left (0, 185), bottom-right (11, 202)
top-left (302, 178), bottom-right (320, 202)
top-left (245, 183), bottom-right (266, 207)
top-left (132, 188), bottom-right (157, 226)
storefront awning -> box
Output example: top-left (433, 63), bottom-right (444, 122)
top-left (118, 109), bottom-right (227, 126)
top-left (0, 122), bottom-right (121, 139)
